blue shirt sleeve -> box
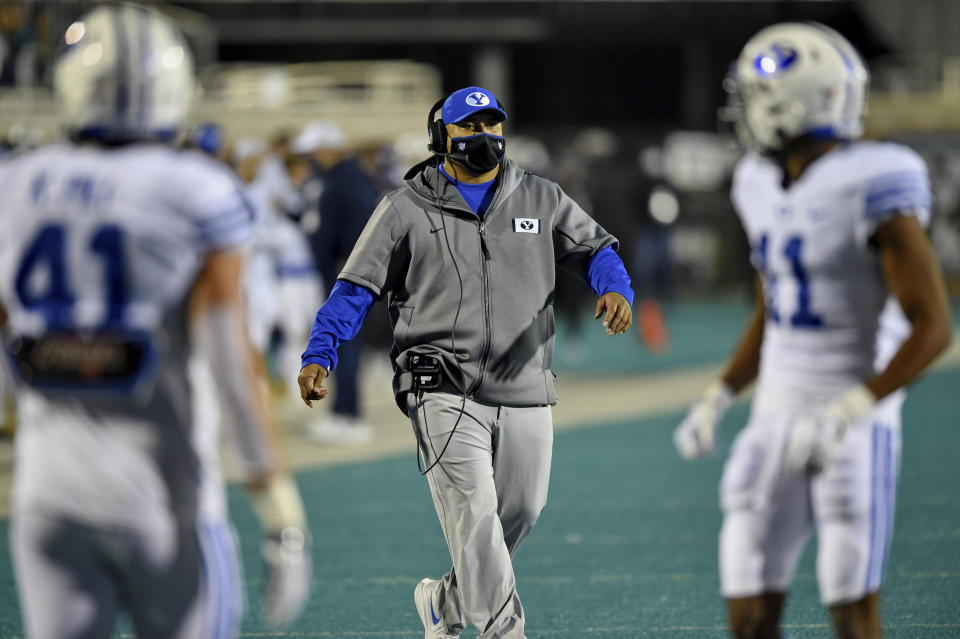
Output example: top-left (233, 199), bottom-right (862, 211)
top-left (585, 246), bottom-right (635, 306)
top-left (301, 280), bottom-right (376, 371)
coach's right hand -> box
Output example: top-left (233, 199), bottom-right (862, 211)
top-left (298, 364), bottom-right (329, 407)
top-left (673, 381), bottom-right (735, 460)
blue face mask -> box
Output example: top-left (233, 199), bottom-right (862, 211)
top-left (449, 133), bottom-right (506, 176)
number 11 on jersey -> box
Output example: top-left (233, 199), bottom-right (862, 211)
top-left (756, 233), bottom-right (824, 328)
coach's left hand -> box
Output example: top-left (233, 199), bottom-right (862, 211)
top-left (595, 292), bottom-right (632, 336)
top-left (297, 364), bottom-right (329, 407)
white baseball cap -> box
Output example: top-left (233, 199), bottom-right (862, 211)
top-left (231, 137), bottom-right (267, 163)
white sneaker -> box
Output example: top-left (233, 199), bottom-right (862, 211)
top-left (305, 414), bottom-right (374, 445)
top-left (414, 578), bottom-right (459, 638)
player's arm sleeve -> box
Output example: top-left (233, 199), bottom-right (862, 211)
top-left (337, 196), bottom-right (409, 297)
top-left (585, 246), bottom-right (634, 305)
top-left (301, 280), bottom-right (376, 371)
top-left (729, 154), bottom-right (757, 240)
top-left (186, 160), bottom-right (275, 478)
top-left (190, 252), bottom-right (278, 479)
top-left (856, 148), bottom-right (933, 247)
top-left (187, 161), bottom-right (258, 251)
top-left (552, 186), bottom-right (619, 283)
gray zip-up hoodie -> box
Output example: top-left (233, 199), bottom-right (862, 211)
top-left (338, 157), bottom-right (617, 413)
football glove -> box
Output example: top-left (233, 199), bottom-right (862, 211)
top-left (262, 525), bottom-right (312, 627)
top-left (249, 474), bottom-right (312, 627)
top-left (784, 384), bottom-right (876, 475)
top-left (673, 380), bottom-right (735, 460)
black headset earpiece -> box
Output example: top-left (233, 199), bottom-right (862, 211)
top-left (427, 97), bottom-right (447, 155)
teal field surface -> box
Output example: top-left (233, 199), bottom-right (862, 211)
top-left (1, 364), bottom-right (958, 637)
top-left (551, 300), bottom-right (753, 375)
top-left (552, 298), bottom-right (960, 376)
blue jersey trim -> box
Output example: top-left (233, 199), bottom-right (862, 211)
top-left (196, 209), bottom-right (252, 235)
top-left (864, 169), bottom-right (931, 220)
top-left (275, 263), bottom-right (317, 278)
top-left (803, 126), bottom-right (843, 142)
top-left (195, 202), bottom-right (257, 248)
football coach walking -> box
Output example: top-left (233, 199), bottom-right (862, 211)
top-left (298, 86), bottom-right (634, 638)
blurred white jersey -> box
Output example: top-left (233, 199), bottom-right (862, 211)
top-left (732, 141), bottom-right (932, 412)
top-left (243, 165), bottom-right (321, 396)
top-left (721, 141), bottom-right (931, 605)
top-left (0, 143), bottom-right (253, 527)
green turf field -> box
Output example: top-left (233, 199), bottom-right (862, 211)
top-left (2, 365), bottom-right (957, 638)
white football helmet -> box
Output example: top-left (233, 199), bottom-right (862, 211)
top-left (54, 3), bottom-right (194, 142)
top-left (729, 22), bottom-right (869, 153)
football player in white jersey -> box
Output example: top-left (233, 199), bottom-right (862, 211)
top-left (0, 5), bottom-right (311, 637)
top-left (673, 23), bottom-right (952, 639)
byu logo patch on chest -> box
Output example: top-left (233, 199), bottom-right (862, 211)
top-left (513, 218), bottom-right (540, 234)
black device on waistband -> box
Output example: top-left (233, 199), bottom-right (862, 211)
top-left (409, 354), bottom-right (441, 392)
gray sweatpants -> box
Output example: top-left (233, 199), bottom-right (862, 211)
top-left (408, 392), bottom-right (554, 639)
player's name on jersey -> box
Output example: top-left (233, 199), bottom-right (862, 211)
top-left (6, 332), bottom-right (153, 390)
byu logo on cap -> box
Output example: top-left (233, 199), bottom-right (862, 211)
top-left (513, 218), bottom-right (540, 234)
top-left (466, 92), bottom-right (491, 107)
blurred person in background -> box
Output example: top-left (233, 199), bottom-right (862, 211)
top-left (0, 2), bottom-right (51, 88)
top-left (631, 179), bottom-right (674, 353)
top-left (234, 137), bottom-right (321, 398)
top-left (259, 130), bottom-right (304, 220)
top-left (293, 120), bottom-right (380, 444)
top-left (232, 137), bottom-right (277, 361)
top-left (551, 129), bottom-right (612, 362)
top-left (673, 23), bottom-right (952, 639)
top-left (0, 5), bottom-right (312, 636)
top-left (298, 86), bottom-right (633, 639)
